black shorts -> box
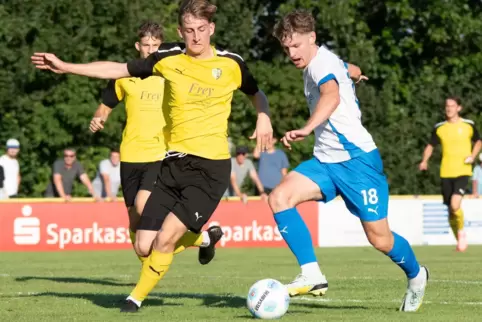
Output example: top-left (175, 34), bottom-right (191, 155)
top-left (138, 153), bottom-right (231, 233)
top-left (441, 176), bottom-right (470, 206)
top-left (120, 161), bottom-right (162, 207)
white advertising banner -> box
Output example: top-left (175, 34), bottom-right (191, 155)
top-left (317, 198), bottom-right (482, 247)
top-left (422, 199), bottom-right (482, 246)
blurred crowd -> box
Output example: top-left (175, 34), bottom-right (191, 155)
top-left (0, 137), bottom-right (291, 201)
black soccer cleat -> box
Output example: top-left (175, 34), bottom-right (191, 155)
top-left (198, 226), bottom-right (224, 265)
top-left (120, 299), bottom-right (139, 313)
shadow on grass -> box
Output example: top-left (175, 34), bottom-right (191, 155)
top-left (1, 290), bottom-right (368, 312)
top-left (15, 276), bottom-right (135, 287)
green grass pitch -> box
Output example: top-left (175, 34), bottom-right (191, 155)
top-left (1, 246), bottom-right (481, 321)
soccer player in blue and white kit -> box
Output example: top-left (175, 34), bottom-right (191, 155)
top-left (271, 10), bottom-right (428, 312)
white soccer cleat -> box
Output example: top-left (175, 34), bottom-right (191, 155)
top-left (286, 274), bottom-right (328, 297)
top-left (399, 266), bottom-right (429, 312)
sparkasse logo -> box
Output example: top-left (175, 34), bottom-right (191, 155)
top-left (14, 205), bottom-right (40, 245)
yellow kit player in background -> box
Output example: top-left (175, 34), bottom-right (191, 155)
top-left (419, 97), bottom-right (481, 252)
top-left (88, 22), bottom-right (223, 265)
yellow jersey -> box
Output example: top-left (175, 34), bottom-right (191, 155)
top-left (430, 119), bottom-right (480, 178)
top-left (126, 43), bottom-right (259, 160)
top-left (102, 76), bottom-right (167, 163)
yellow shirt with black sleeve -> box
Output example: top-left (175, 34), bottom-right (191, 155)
top-left (126, 42), bottom-right (260, 160)
top-left (102, 76), bottom-right (167, 163)
top-left (429, 119), bottom-right (480, 178)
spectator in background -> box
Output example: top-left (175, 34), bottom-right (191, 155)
top-left (92, 148), bottom-right (121, 201)
top-left (253, 137), bottom-right (289, 194)
top-left (45, 148), bottom-right (101, 202)
top-left (0, 164), bottom-right (5, 200)
top-left (230, 146), bottom-right (267, 202)
top-left (472, 154), bottom-right (482, 198)
top-left (0, 138), bottom-right (21, 198)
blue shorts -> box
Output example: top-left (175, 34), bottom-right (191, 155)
top-left (294, 149), bottom-right (389, 222)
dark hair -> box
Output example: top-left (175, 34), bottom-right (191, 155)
top-left (110, 147), bottom-right (120, 154)
top-left (137, 21), bottom-right (164, 41)
top-left (178, 0), bottom-right (217, 25)
top-left (446, 96), bottom-right (462, 106)
top-left (273, 10), bottom-right (315, 42)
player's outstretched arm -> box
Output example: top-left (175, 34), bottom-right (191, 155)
top-left (31, 53), bottom-right (129, 79)
top-left (282, 80), bottom-right (340, 150)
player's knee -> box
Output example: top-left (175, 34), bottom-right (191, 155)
top-left (134, 240), bottom-right (151, 258)
top-left (152, 232), bottom-right (178, 253)
top-left (268, 187), bottom-right (295, 213)
top-left (367, 234), bottom-right (393, 253)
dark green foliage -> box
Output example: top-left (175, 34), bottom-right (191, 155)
top-left (1, 0), bottom-right (481, 196)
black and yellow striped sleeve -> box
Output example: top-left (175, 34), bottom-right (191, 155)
top-left (101, 80), bottom-right (124, 108)
top-left (127, 42), bottom-right (184, 79)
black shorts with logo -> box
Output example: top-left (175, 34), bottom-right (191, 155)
top-left (138, 153), bottom-right (231, 233)
top-left (440, 176), bottom-right (470, 206)
top-left (120, 161), bottom-right (162, 207)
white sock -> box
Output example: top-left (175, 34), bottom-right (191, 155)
top-left (301, 262), bottom-right (324, 280)
top-left (200, 231), bottom-right (210, 247)
top-left (126, 295), bottom-right (142, 307)
top-left (408, 266), bottom-right (426, 289)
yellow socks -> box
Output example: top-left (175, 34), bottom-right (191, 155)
top-left (449, 208), bottom-right (464, 240)
top-left (173, 231), bottom-right (203, 255)
top-left (130, 250), bottom-right (173, 302)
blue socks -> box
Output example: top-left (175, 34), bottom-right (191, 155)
top-left (274, 208), bottom-right (317, 266)
top-left (387, 232), bottom-right (420, 279)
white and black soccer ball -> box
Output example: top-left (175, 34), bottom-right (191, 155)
top-left (246, 279), bottom-right (290, 319)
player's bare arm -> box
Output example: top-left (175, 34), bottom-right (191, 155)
top-left (282, 80), bottom-right (340, 149)
top-left (248, 90), bottom-right (273, 152)
top-left (467, 139), bottom-right (482, 164)
top-left (31, 53), bottom-right (130, 79)
top-left (90, 103), bottom-right (113, 133)
top-left (419, 144), bottom-right (434, 170)
top-left (346, 63), bottom-right (368, 83)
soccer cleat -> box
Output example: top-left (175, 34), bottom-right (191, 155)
top-left (286, 274), bottom-right (328, 297)
top-left (198, 226), bottom-right (224, 265)
top-left (399, 266), bottom-right (429, 312)
top-left (456, 231), bottom-right (468, 252)
top-left (120, 299), bottom-right (139, 313)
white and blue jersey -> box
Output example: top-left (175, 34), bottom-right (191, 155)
top-left (294, 46), bottom-right (389, 221)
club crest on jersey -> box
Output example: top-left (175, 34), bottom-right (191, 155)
top-left (212, 68), bottom-right (222, 80)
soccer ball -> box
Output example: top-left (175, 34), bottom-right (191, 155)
top-left (246, 279), bottom-right (290, 319)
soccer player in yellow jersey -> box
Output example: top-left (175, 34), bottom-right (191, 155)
top-left (419, 97), bottom-right (481, 252)
top-left (31, 0), bottom-right (273, 313)
top-left (89, 21), bottom-right (223, 266)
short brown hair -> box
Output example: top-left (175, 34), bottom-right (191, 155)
top-left (273, 10), bottom-right (315, 42)
top-left (446, 96), bottom-right (462, 105)
top-left (137, 21), bottom-right (164, 41)
top-left (178, 0), bottom-right (217, 25)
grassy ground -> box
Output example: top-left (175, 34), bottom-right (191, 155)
top-left (1, 246), bottom-right (481, 321)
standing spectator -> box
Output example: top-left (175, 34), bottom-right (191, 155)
top-left (92, 148), bottom-right (121, 201)
top-left (230, 146), bottom-right (267, 201)
top-left (253, 137), bottom-right (290, 194)
top-left (0, 164), bottom-right (5, 200)
top-left (45, 148), bottom-right (100, 201)
top-left (0, 138), bottom-right (21, 198)
top-left (472, 154), bottom-right (482, 198)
